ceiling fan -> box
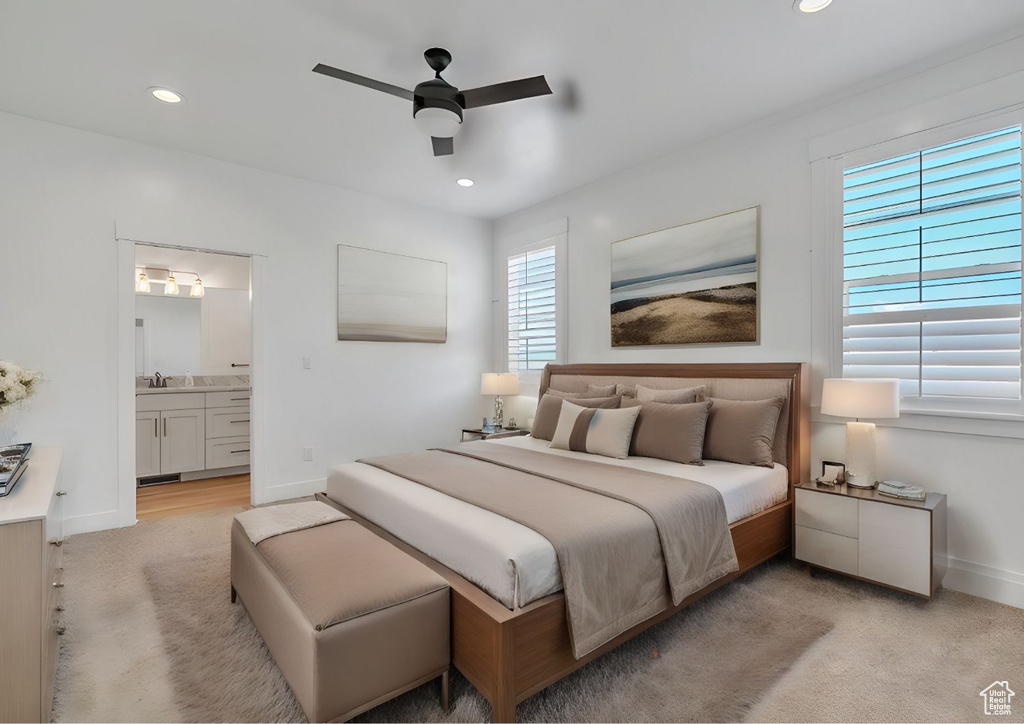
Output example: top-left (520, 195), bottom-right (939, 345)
top-left (313, 48), bottom-right (552, 157)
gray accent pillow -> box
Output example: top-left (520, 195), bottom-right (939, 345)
top-left (532, 394), bottom-right (621, 441)
top-left (702, 397), bottom-right (785, 467)
top-left (622, 398), bottom-right (712, 465)
top-left (635, 384), bottom-right (707, 403)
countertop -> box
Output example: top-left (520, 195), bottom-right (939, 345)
top-left (136, 374), bottom-right (251, 395)
top-left (0, 447), bottom-right (62, 524)
top-left (136, 384), bottom-right (250, 395)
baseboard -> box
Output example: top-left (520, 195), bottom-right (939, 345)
top-left (259, 477), bottom-right (326, 505)
top-left (943, 557), bottom-right (1024, 609)
top-left (63, 508), bottom-right (126, 537)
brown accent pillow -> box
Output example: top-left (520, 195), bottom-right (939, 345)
top-left (622, 398), bottom-right (712, 465)
top-left (702, 397), bottom-right (785, 467)
top-left (531, 394), bottom-right (621, 441)
top-left (635, 384), bottom-right (707, 404)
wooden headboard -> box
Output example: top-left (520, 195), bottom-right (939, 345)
top-left (539, 362), bottom-right (810, 491)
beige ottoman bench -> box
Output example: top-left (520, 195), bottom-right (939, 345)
top-left (230, 502), bottom-right (450, 723)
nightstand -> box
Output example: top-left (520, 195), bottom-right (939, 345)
top-left (794, 481), bottom-right (947, 599)
top-left (461, 428), bottom-right (530, 442)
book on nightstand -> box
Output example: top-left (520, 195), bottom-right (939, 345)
top-left (877, 480), bottom-right (926, 501)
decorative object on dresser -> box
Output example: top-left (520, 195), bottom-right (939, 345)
top-left (819, 378), bottom-right (900, 488)
top-left (337, 245), bottom-right (447, 343)
top-left (610, 207), bottom-right (759, 347)
top-left (481, 372), bottom-right (519, 430)
top-left (794, 481), bottom-right (947, 598)
top-left (0, 443), bottom-right (32, 497)
top-left (0, 359), bottom-right (43, 446)
top-left (0, 448), bottom-right (64, 723)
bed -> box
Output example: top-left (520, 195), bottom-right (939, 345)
top-left (317, 362), bottom-right (809, 722)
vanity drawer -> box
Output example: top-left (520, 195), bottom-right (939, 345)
top-left (206, 436), bottom-right (250, 469)
top-left (206, 407), bottom-right (250, 439)
top-left (795, 525), bottom-right (858, 575)
top-left (795, 488), bottom-right (859, 539)
top-left (206, 390), bottom-right (251, 408)
top-left (136, 392), bottom-right (206, 412)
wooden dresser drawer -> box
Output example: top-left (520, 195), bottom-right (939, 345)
top-left (795, 488), bottom-right (859, 539)
top-left (795, 525), bottom-right (858, 575)
top-left (206, 407), bottom-right (251, 439)
top-left (858, 500), bottom-right (930, 554)
top-left (859, 540), bottom-right (931, 596)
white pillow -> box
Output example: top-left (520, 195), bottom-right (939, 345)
top-left (549, 400), bottom-right (641, 459)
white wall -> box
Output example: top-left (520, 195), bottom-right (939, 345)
top-left (0, 110), bottom-right (492, 533)
top-left (134, 294), bottom-right (202, 376)
top-left (493, 35), bottom-right (1024, 607)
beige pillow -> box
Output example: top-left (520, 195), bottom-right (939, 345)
top-left (545, 384), bottom-right (616, 398)
top-left (635, 384), bottom-right (707, 404)
top-left (622, 398), bottom-right (712, 465)
top-left (702, 397), bottom-right (785, 467)
top-left (531, 394), bottom-right (621, 441)
top-left (550, 401), bottom-right (641, 459)
top-left (615, 383), bottom-right (637, 399)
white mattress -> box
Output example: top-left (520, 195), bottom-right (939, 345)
top-left (325, 436), bottom-right (788, 610)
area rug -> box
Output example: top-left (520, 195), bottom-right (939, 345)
top-left (53, 505), bottom-right (1024, 722)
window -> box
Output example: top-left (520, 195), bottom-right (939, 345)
top-left (841, 125), bottom-right (1023, 413)
top-left (506, 243), bottom-right (559, 373)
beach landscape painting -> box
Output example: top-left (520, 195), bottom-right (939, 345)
top-left (337, 245), bottom-right (447, 343)
top-left (610, 207), bottom-right (759, 346)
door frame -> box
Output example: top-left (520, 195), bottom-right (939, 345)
top-left (116, 237), bottom-right (266, 527)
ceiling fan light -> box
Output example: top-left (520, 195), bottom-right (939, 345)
top-left (165, 275), bottom-right (180, 295)
top-left (136, 272), bottom-right (151, 293)
top-left (414, 107), bottom-right (462, 138)
top-left (794, 0), bottom-right (832, 12)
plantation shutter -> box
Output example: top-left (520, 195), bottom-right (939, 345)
top-left (507, 245), bottom-right (557, 372)
top-left (841, 125), bottom-right (1023, 403)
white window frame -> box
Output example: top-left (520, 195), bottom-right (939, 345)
top-left (824, 108), bottom-right (1024, 420)
top-left (498, 226), bottom-right (568, 382)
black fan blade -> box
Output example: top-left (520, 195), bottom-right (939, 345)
top-left (312, 63), bottom-right (414, 101)
top-left (460, 75), bottom-right (552, 109)
top-left (431, 136), bottom-right (454, 156)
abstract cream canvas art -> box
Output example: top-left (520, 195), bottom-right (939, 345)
top-left (337, 245), bottom-right (447, 343)
top-left (610, 207), bottom-right (759, 346)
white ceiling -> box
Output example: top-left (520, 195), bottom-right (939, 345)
top-left (135, 246), bottom-right (250, 291)
top-left (3, 1), bottom-right (1024, 220)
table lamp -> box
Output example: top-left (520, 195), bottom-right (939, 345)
top-left (481, 373), bottom-right (520, 430)
top-left (820, 378), bottom-right (900, 488)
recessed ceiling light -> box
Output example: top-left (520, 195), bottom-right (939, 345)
top-left (149, 87), bottom-right (185, 104)
top-left (456, 178), bottom-right (474, 187)
top-left (793, 0), bottom-right (832, 12)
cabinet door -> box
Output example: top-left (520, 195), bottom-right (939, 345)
top-left (136, 411), bottom-right (161, 478)
top-left (160, 409), bottom-right (206, 474)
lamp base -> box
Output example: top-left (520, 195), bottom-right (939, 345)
top-left (493, 395), bottom-right (504, 429)
top-left (845, 420), bottom-right (877, 488)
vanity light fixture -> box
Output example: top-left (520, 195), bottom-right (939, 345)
top-left (135, 272), bottom-right (151, 293)
top-left (190, 277), bottom-right (205, 298)
top-left (149, 86), bottom-right (185, 104)
top-left (456, 178), bottom-right (474, 187)
top-left (793, 0), bottom-right (832, 12)
top-left (164, 274), bottom-right (180, 295)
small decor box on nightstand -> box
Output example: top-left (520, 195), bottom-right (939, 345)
top-left (794, 481), bottom-right (947, 598)
top-left (461, 428), bottom-right (530, 442)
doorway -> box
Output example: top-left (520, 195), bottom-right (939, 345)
top-left (121, 241), bottom-right (260, 522)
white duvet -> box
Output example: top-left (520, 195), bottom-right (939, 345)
top-left (325, 436), bottom-right (787, 609)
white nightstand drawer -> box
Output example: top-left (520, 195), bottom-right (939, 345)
top-left (858, 540), bottom-right (931, 596)
top-left (795, 525), bottom-right (858, 575)
top-left (859, 500), bottom-right (930, 554)
top-left (795, 488), bottom-right (859, 539)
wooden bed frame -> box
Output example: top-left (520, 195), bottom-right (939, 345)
top-left (316, 362), bottom-right (809, 722)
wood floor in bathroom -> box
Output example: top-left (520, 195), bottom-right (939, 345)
top-left (136, 474), bottom-right (251, 520)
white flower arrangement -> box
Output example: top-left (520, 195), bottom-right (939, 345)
top-left (0, 360), bottom-right (43, 412)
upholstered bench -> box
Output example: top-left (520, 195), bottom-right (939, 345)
top-left (230, 501), bottom-right (451, 723)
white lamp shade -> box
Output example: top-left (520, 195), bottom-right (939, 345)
top-left (481, 372), bottom-right (520, 396)
top-left (821, 378), bottom-right (900, 419)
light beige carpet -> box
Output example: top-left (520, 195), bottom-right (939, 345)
top-left (53, 505), bottom-right (1024, 723)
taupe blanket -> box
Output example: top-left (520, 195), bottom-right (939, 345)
top-left (359, 441), bottom-right (737, 658)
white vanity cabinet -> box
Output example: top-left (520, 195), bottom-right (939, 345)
top-left (135, 411), bottom-right (161, 477)
top-left (160, 409), bottom-right (206, 473)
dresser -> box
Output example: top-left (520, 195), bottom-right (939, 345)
top-left (794, 481), bottom-right (947, 598)
top-left (0, 448), bottom-right (64, 723)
